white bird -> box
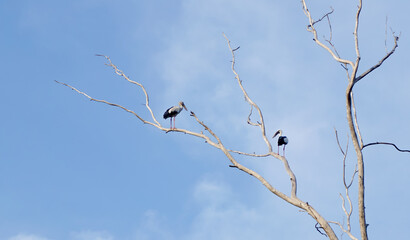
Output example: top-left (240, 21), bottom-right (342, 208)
top-left (163, 101), bottom-right (187, 129)
top-left (272, 129), bottom-right (288, 156)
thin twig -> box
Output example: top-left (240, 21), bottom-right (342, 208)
top-left (385, 16), bottom-right (388, 53)
top-left (247, 106), bottom-right (259, 126)
top-left (334, 128), bottom-right (346, 156)
top-left (354, 33), bottom-right (399, 84)
top-left (223, 33), bottom-right (273, 153)
top-left (223, 33), bottom-right (299, 200)
top-left (96, 55), bottom-right (161, 126)
top-left (301, 0), bottom-right (354, 67)
top-left (315, 222), bottom-right (327, 237)
top-left (329, 221), bottom-right (359, 240)
top-left (310, 7), bottom-right (334, 27)
top-left (55, 80), bottom-right (152, 125)
top-left (323, 10), bottom-right (349, 72)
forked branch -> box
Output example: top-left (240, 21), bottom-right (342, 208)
top-left (57, 38), bottom-right (339, 238)
top-left (302, 0), bottom-right (402, 239)
top-left (354, 33), bottom-right (399, 84)
top-left (301, 0), bottom-right (354, 68)
top-left (223, 33), bottom-right (273, 153)
top-left (95, 54), bottom-right (161, 126)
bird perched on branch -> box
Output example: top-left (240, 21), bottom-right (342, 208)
top-left (272, 129), bottom-right (288, 156)
top-left (163, 101), bottom-right (187, 129)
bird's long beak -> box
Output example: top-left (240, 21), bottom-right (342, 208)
top-left (182, 103), bottom-right (188, 111)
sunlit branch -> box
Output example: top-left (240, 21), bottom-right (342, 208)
top-left (353, 0), bottom-right (362, 63)
top-left (301, 0), bottom-right (354, 68)
top-left (55, 76), bottom-right (221, 149)
top-left (223, 33), bottom-right (273, 153)
top-left (55, 80), bottom-right (154, 126)
top-left (334, 128), bottom-right (357, 236)
top-left (227, 149), bottom-right (270, 157)
top-left (329, 221), bottom-right (358, 240)
top-left (322, 9), bottom-right (349, 73)
top-left (247, 106), bottom-right (259, 127)
top-left (95, 54), bottom-right (161, 126)
top-left (351, 92), bottom-right (363, 148)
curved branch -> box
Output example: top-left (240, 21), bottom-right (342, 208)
top-left (55, 81), bottom-right (221, 149)
top-left (329, 221), bottom-right (358, 240)
top-left (59, 39), bottom-right (339, 238)
top-left (353, 0), bottom-right (362, 62)
top-left (223, 33), bottom-right (273, 153)
top-left (55, 80), bottom-right (155, 127)
top-left (301, 0), bottom-right (354, 68)
top-left (362, 142), bottom-right (410, 153)
top-left (96, 54), bottom-right (162, 126)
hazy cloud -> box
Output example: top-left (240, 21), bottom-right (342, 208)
top-left (8, 234), bottom-right (49, 240)
top-left (70, 230), bottom-right (114, 240)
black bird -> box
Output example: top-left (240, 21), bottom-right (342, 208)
top-left (272, 129), bottom-right (288, 156)
top-left (163, 101), bottom-right (187, 129)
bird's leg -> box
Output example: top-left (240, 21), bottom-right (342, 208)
top-left (170, 118), bottom-right (172, 129)
top-left (173, 117), bottom-right (176, 129)
top-left (283, 145), bottom-right (286, 157)
top-left (278, 145), bottom-right (280, 155)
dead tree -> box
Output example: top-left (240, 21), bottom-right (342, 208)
top-left (57, 0), bottom-right (405, 239)
top-left (301, 0), bottom-right (400, 239)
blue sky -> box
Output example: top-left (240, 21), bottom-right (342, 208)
top-left (1, 0), bottom-right (409, 239)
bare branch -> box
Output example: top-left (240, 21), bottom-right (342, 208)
top-left (385, 16), bottom-right (388, 53)
top-left (310, 7), bottom-right (334, 28)
top-left (55, 80), bottom-right (155, 126)
top-left (334, 128), bottom-right (346, 156)
top-left (351, 92), bottom-right (363, 148)
top-left (347, 3), bottom-right (368, 239)
top-left (335, 127), bottom-right (357, 235)
top-left (329, 221), bottom-right (359, 240)
top-left (315, 222), bottom-right (327, 237)
top-left (55, 80), bottom-right (221, 150)
top-left (362, 142), bottom-right (410, 153)
top-left (322, 10), bottom-right (349, 73)
top-left (326, 12), bottom-right (333, 43)
top-left (354, 33), bottom-right (399, 84)
top-left (227, 149), bottom-right (270, 157)
top-left (342, 137), bottom-right (350, 188)
top-left (353, 0), bottom-right (362, 63)
top-left (223, 33), bottom-right (273, 153)
top-left (96, 55), bottom-right (161, 126)
top-left (301, 0), bottom-right (354, 67)
top-left (247, 106), bottom-right (260, 126)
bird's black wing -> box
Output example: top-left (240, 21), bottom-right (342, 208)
top-left (163, 107), bottom-right (173, 119)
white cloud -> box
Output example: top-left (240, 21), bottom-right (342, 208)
top-left (70, 230), bottom-right (114, 240)
top-left (134, 210), bottom-right (176, 240)
top-left (185, 179), bottom-right (264, 240)
top-left (134, 177), bottom-right (285, 240)
top-left (8, 234), bottom-right (49, 240)
top-left (193, 178), bottom-right (232, 206)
